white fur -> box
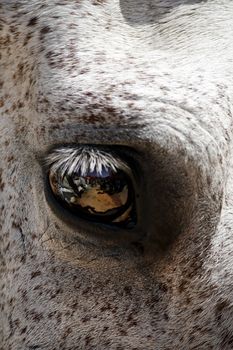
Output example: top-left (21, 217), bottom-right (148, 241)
top-left (1, 1), bottom-right (233, 349)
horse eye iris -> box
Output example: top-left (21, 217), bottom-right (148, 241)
top-left (48, 148), bottom-right (136, 228)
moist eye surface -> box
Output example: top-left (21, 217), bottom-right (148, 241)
top-left (47, 146), bottom-right (137, 228)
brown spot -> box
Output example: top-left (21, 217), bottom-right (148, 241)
top-left (31, 271), bottom-right (42, 279)
top-left (23, 33), bottom-right (33, 46)
top-left (20, 326), bottom-right (27, 335)
top-left (40, 26), bottom-right (52, 37)
top-left (215, 299), bottom-right (230, 313)
top-left (0, 169), bottom-right (4, 191)
top-left (92, 0), bottom-right (107, 5)
top-left (27, 17), bottom-right (38, 26)
top-left (28, 310), bottom-right (44, 322)
top-left (123, 285), bottom-right (132, 295)
top-left (193, 307), bottom-right (203, 314)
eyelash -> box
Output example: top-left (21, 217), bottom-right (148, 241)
top-left (45, 146), bottom-right (131, 178)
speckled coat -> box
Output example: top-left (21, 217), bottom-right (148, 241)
top-left (1, 0), bottom-right (233, 349)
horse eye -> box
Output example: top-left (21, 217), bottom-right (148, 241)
top-left (47, 147), bottom-right (137, 228)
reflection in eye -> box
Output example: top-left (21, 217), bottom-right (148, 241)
top-left (47, 147), bottom-right (136, 228)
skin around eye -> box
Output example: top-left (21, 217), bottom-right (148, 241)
top-left (47, 147), bottom-right (137, 228)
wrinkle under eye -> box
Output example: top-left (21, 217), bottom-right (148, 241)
top-left (47, 146), bottom-right (137, 228)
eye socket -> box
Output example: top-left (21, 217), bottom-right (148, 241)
top-left (47, 147), bottom-right (137, 228)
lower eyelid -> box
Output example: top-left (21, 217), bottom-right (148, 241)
top-left (44, 174), bottom-right (143, 248)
